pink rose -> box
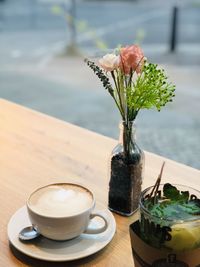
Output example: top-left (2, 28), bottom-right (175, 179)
top-left (120, 45), bottom-right (144, 75)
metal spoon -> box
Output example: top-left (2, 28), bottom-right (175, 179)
top-left (19, 226), bottom-right (40, 241)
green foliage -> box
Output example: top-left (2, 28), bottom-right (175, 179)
top-left (144, 183), bottom-right (200, 221)
top-left (95, 39), bottom-right (108, 51)
top-left (163, 183), bottom-right (189, 202)
top-left (51, 5), bottom-right (108, 52)
top-left (51, 5), bottom-right (63, 15)
top-left (134, 28), bottom-right (146, 45)
top-left (129, 63), bottom-right (175, 112)
top-left (85, 59), bottom-right (114, 96)
top-left (141, 183), bottom-right (200, 248)
top-left (85, 59), bottom-right (176, 122)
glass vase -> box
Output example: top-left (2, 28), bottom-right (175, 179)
top-left (108, 120), bottom-right (144, 216)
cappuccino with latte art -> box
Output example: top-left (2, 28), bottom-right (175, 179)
top-left (29, 184), bottom-right (93, 217)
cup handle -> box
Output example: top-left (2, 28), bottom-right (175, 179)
top-left (84, 210), bottom-right (108, 234)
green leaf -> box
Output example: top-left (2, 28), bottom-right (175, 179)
top-left (182, 200), bottom-right (200, 215)
top-left (141, 183), bottom-right (200, 248)
top-left (144, 184), bottom-right (200, 221)
top-left (163, 183), bottom-right (189, 202)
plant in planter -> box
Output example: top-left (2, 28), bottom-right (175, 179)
top-left (140, 173), bottom-right (200, 251)
top-left (85, 45), bottom-right (175, 216)
top-left (130, 163), bottom-right (200, 266)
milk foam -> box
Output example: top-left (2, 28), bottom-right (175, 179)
top-left (29, 185), bottom-right (93, 217)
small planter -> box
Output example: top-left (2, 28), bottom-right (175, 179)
top-left (129, 182), bottom-right (200, 266)
top-left (130, 221), bottom-right (200, 267)
top-left (108, 121), bottom-right (144, 216)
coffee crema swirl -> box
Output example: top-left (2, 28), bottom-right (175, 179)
top-left (29, 184), bottom-right (93, 217)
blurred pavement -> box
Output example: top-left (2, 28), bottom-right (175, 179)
top-left (0, 0), bottom-right (200, 169)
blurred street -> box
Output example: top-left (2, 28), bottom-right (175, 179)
top-left (0, 0), bottom-right (200, 169)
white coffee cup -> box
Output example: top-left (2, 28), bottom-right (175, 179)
top-left (27, 183), bottom-right (109, 241)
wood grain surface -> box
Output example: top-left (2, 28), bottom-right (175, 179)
top-left (0, 98), bottom-right (199, 267)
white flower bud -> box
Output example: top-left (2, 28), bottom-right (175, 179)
top-left (99, 54), bottom-right (120, 72)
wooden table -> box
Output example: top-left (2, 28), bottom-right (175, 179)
top-left (1, 98), bottom-right (200, 267)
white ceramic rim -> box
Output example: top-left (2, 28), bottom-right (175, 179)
top-left (7, 206), bottom-right (116, 262)
top-left (27, 182), bottom-right (95, 218)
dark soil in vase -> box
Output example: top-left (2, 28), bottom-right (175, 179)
top-left (109, 152), bottom-right (143, 216)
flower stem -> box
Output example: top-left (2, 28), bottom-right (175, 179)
top-left (111, 71), bottom-right (125, 119)
top-left (123, 121), bottom-right (133, 163)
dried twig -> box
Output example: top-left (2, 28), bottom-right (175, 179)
top-left (149, 162), bottom-right (165, 203)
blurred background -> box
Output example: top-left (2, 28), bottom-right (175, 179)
top-left (0, 0), bottom-right (200, 168)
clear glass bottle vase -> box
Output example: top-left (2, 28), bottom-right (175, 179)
top-left (108, 120), bottom-right (144, 216)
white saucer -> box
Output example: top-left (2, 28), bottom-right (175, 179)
top-left (7, 206), bottom-right (116, 262)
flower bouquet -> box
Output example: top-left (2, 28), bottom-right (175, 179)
top-left (85, 45), bottom-right (175, 216)
top-left (130, 163), bottom-right (200, 266)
